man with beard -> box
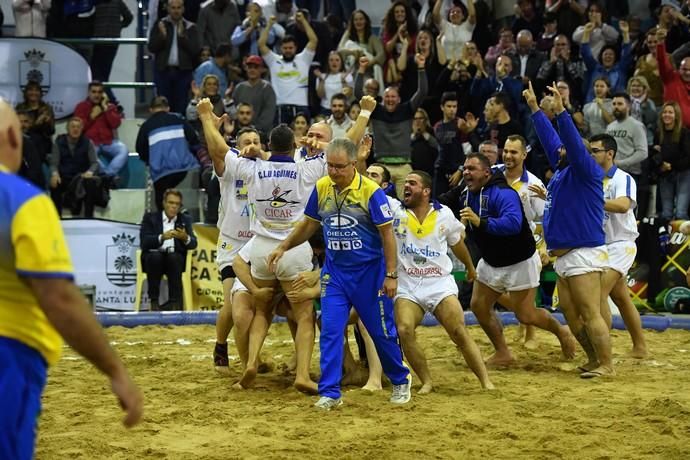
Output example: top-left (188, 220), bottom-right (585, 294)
top-left (459, 152), bottom-right (576, 366)
top-left (232, 55), bottom-right (276, 137)
top-left (326, 93), bottom-right (353, 138)
top-left (259, 12), bottom-right (317, 124)
top-left (393, 170), bottom-right (494, 394)
top-left (605, 92), bottom-right (649, 217)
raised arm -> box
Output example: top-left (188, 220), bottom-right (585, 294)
top-left (346, 95), bottom-right (376, 146)
top-left (297, 12), bottom-right (318, 51)
top-left (258, 15), bottom-right (276, 56)
top-left (524, 80), bottom-right (562, 169)
top-left (197, 98), bottom-right (230, 174)
top-left (655, 28), bottom-right (675, 82)
top-left (432, 0), bottom-right (443, 27)
top-left (409, 54), bottom-right (428, 110)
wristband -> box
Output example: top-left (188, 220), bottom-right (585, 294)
top-left (359, 110), bottom-right (372, 118)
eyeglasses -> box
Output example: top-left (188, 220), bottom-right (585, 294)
top-left (327, 162), bottom-right (353, 171)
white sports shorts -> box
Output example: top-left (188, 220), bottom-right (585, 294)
top-left (553, 245), bottom-right (609, 278)
top-left (395, 274), bottom-right (459, 314)
top-left (606, 240), bottom-right (636, 276)
top-left (248, 235), bottom-right (313, 281)
top-left (216, 237), bottom-right (249, 271)
top-left (476, 250), bottom-right (542, 293)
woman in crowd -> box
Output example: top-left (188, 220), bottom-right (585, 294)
top-left (338, 9), bottom-right (385, 94)
top-left (580, 20), bottom-right (632, 103)
top-left (381, 1), bottom-right (418, 85)
top-left (15, 80), bottom-right (55, 162)
top-left (582, 77), bottom-right (613, 137)
top-left (633, 29), bottom-right (664, 107)
top-left (186, 75), bottom-right (227, 132)
top-left (653, 102), bottom-right (690, 221)
top-left (410, 108), bottom-right (438, 178)
top-left (314, 51), bottom-right (353, 116)
top-left (231, 2), bottom-right (284, 61)
top-left (627, 75), bottom-right (657, 144)
top-left (572, 1), bottom-right (619, 58)
top-left (432, 0), bottom-right (476, 63)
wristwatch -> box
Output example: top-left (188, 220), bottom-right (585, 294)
top-left (385, 271), bottom-right (398, 279)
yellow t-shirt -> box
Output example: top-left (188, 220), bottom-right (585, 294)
top-left (0, 166), bottom-right (73, 365)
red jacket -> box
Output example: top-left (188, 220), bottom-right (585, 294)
top-left (657, 43), bottom-right (690, 129)
top-left (74, 100), bottom-right (122, 145)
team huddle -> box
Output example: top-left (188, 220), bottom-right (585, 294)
top-left (195, 77), bottom-right (646, 409)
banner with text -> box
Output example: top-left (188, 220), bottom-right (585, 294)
top-left (190, 224), bottom-right (223, 311)
top-left (0, 38), bottom-right (92, 119)
top-left (63, 219), bottom-right (140, 311)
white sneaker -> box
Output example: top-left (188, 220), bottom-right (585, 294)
top-left (390, 372), bottom-right (412, 404)
top-left (314, 396), bottom-right (343, 411)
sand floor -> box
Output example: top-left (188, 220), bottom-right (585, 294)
top-left (36, 322), bottom-right (690, 459)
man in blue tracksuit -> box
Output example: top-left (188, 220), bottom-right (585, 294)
top-left (268, 137), bottom-right (411, 410)
top-left (525, 81), bottom-right (613, 378)
top-left (459, 152), bottom-right (575, 367)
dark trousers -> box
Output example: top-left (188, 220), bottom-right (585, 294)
top-left (276, 104), bottom-right (310, 126)
top-left (631, 173), bottom-right (650, 219)
top-left (154, 68), bottom-right (193, 115)
top-left (50, 176), bottom-right (97, 217)
top-left (154, 171), bottom-right (188, 211)
top-left (143, 251), bottom-right (185, 307)
top-left (91, 44), bottom-right (120, 102)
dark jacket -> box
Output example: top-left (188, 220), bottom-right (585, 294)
top-left (459, 170), bottom-right (535, 267)
top-left (148, 16), bottom-right (201, 71)
top-left (136, 111), bottom-right (200, 181)
top-left (654, 127), bottom-right (690, 175)
top-left (19, 134), bottom-right (46, 189)
top-left (54, 134), bottom-right (94, 178)
top-left (140, 210), bottom-right (198, 267)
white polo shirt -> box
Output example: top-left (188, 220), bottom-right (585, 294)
top-left (217, 148), bottom-right (253, 242)
top-left (603, 165), bottom-right (639, 243)
top-left (393, 201), bottom-right (465, 278)
top-left (262, 48), bottom-right (315, 106)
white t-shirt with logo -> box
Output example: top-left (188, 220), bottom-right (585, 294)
top-left (217, 148), bottom-right (253, 242)
top-left (224, 151), bottom-right (327, 240)
top-left (393, 202), bottom-right (465, 278)
top-left (495, 165), bottom-right (545, 231)
top-left (603, 166), bottom-right (639, 243)
top-left (262, 48), bottom-right (315, 106)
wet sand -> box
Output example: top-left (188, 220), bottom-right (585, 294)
top-left (37, 323), bottom-right (690, 459)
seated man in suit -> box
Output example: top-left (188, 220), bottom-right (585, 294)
top-left (140, 188), bottom-right (198, 310)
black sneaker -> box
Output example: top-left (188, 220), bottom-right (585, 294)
top-left (213, 343), bottom-right (230, 375)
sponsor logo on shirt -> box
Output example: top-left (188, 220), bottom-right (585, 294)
top-left (399, 243), bottom-right (441, 258)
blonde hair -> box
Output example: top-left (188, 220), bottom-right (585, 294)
top-left (626, 75), bottom-right (650, 94)
top-left (659, 101), bottom-right (683, 144)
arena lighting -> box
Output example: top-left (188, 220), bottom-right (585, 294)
top-left (95, 311), bottom-right (678, 331)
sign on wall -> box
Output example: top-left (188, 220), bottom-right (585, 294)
top-left (0, 38), bottom-right (92, 119)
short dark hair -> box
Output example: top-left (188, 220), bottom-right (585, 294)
top-left (589, 133), bottom-right (618, 158)
top-left (236, 126), bottom-right (260, 142)
top-left (331, 93), bottom-right (348, 104)
top-left (441, 91), bottom-right (458, 105)
top-left (465, 152), bottom-right (492, 170)
top-left (237, 102), bottom-right (253, 112)
top-left (370, 162), bottom-right (391, 183)
top-left (597, 44), bottom-right (619, 64)
top-left (215, 42), bottom-right (233, 58)
top-left (409, 170), bottom-right (432, 190)
top-left (281, 34), bottom-right (297, 46)
top-left (163, 188), bottom-right (183, 202)
top-left (150, 95), bottom-right (170, 109)
top-left (491, 92), bottom-right (511, 112)
top-left (269, 124), bottom-right (295, 155)
top-left (506, 134), bottom-right (528, 151)
top-left (88, 80), bottom-right (104, 90)
top-left (611, 92), bottom-right (631, 104)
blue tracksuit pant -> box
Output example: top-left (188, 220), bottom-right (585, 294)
top-left (318, 258), bottom-right (409, 399)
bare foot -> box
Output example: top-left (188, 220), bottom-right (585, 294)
top-left (239, 366), bottom-right (257, 389)
top-left (287, 355), bottom-right (297, 372)
top-left (231, 381), bottom-right (246, 390)
top-left (362, 381), bottom-right (383, 392)
top-left (294, 378), bottom-right (319, 395)
top-left (418, 382), bottom-right (434, 395)
top-left (482, 380), bottom-right (496, 390)
top-left (513, 324), bottom-right (527, 343)
top-left (485, 352), bottom-right (515, 367)
top-left (524, 338), bottom-right (539, 350)
top-left (559, 327), bottom-right (577, 360)
top-left (580, 365), bottom-right (615, 379)
top-left (214, 366), bottom-right (231, 376)
top-left (629, 347), bottom-right (648, 359)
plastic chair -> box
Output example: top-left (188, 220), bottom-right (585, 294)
top-left (133, 249), bottom-right (193, 311)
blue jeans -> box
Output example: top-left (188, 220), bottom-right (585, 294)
top-left (97, 140), bottom-right (129, 177)
top-left (659, 169), bottom-right (690, 220)
top-left (154, 68), bottom-right (193, 116)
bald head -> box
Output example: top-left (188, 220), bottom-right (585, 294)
top-left (0, 100), bottom-right (23, 173)
top-left (516, 30), bottom-right (533, 54)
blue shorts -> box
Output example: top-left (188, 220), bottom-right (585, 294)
top-left (0, 337), bottom-right (48, 460)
